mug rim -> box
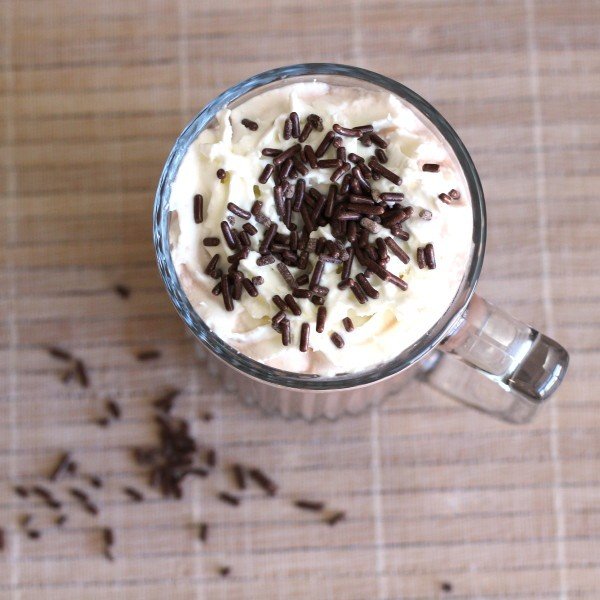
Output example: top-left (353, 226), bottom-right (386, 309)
top-left (153, 62), bottom-right (486, 391)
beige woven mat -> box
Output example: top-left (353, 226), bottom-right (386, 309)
top-left (1, 0), bottom-right (599, 598)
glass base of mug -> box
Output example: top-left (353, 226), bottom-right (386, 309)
top-left (192, 338), bottom-right (425, 421)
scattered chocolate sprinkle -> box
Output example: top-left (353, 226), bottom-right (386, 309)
top-left (424, 243), bottom-right (436, 269)
top-left (193, 194), bottom-right (203, 224)
top-left (325, 511), bottom-right (346, 526)
top-left (88, 475), bottom-right (103, 488)
top-left (14, 486), bottom-right (29, 498)
top-left (136, 350), bottom-right (161, 361)
top-left (49, 452), bottom-right (72, 482)
top-left (232, 464), bottom-right (246, 491)
top-left (241, 118), bottom-right (258, 131)
top-left (219, 566), bottom-right (231, 578)
top-left (272, 294), bottom-right (288, 312)
top-left (216, 168), bottom-right (226, 180)
top-left (242, 278), bottom-right (259, 297)
top-left (441, 582), bottom-right (453, 593)
top-left (123, 487), bottom-right (144, 503)
top-left (448, 189), bottom-right (461, 200)
top-left (299, 322), bottom-right (310, 352)
top-left (316, 306), bottom-right (327, 333)
top-left (422, 163), bottom-right (440, 173)
top-left (294, 500), bottom-right (325, 512)
top-left (113, 284), bottom-right (131, 299)
top-left (206, 448), bottom-right (217, 468)
top-left (31, 486), bottom-right (61, 510)
top-left (337, 146), bottom-right (347, 163)
top-left (106, 399), bottom-right (121, 419)
top-left (20, 514), bottom-right (32, 529)
top-left (69, 488), bottom-right (98, 515)
top-left (203, 237), bottom-right (220, 246)
top-left (251, 276), bottom-right (264, 287)
top-left (438, 193), bottom-right (452, 205)
top-left (248, 468), bottom-right (278, 496)
top-left (419, 209), bottom-right (432, 220)
top-left (359, 133), bottom-right (372, 146)
top-left (198, 522), bottom-right (209, 543)
top-left (0, 527), bottom-right (4, 551)
top-left (55, 514), bottom-right (67, 527)
top-left (72, 359), bottom-right (89, 387)
top-left (218, 492), bottom-right (240, 506)
top-left (330, 332), bottom-right (344, 348)
top-left (200, 411), bottom-right (214, 422)
top-left (27, 530), bottom-right (41, 540)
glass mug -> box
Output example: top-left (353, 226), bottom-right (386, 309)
top-left (154, 64), bottom-right (569, 424)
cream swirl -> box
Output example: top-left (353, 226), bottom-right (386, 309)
top-left (169, 82), bottom-right (472, 376)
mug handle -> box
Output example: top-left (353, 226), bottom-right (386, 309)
top-left (419, 294), bottom-right (569, 423)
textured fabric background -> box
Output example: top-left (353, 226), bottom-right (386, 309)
top-left (1, 1), bottom-right (599, 598)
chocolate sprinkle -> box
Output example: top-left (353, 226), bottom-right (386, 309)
top-left (424, 243), bottom-right (436, 269)
top-left (241, 118), bottom-right (258, 131)
top-left (340, 318), bottom-right (353, 333)
top-left (299, 322), bottom-right (310, 352)
top-left (193, 194), bottom-right (203, 224)
top-left (219, 566), bottom-right (231, 578)
top-left (422, 163), bottom-right (440, 172)
top-left (227, 202), bottom-right (251, 220)
top-left (438, 193), bottom-right (452, 205)
top-left (316, 306), bottom-right (327, 333)
top-left (330, 332), bottom-right (344, 348)
top-left (14, 486), bottom-right (29, 498)
top-left (448, 188), bottom-right (461, 200)
top-left (419, 209), bottom-right (432, 220)
top-left (216, 168), bottom-right (226, 180)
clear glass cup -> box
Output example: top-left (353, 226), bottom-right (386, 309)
top-left (154, 63), bottom-right (569, 424)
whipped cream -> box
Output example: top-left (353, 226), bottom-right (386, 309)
top-left (169, 82), bottom-right (472, 376)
